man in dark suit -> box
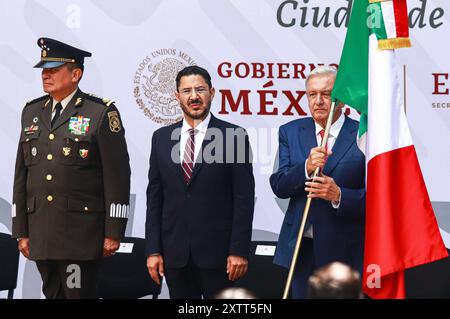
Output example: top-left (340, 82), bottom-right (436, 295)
top-left (270, 66), bottom-right (365, 298)
top-left (12, 38), bottom-right (131, 298)
top-left (145, 66), bottom-right (255, 299)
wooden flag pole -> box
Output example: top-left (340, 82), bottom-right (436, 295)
top-left (282, 101), bottom-right (337, 299)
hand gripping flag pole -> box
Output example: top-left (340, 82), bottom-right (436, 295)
top-left (282, 101), bottom-right (337, 299)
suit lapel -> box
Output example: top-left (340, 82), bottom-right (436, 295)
top-left (40, 97), bottom-right (52, 131)
top-left (166, 121), bottom-right (185, 185)
top-left (299, 118), bottom-right (317, 158)
top-left (50, 89), bottom-right (83, 131)
top-left (323, 116), bottom-right (356, 175)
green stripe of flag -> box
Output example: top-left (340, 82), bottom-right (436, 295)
top-left (332, 0), bottom-right (370, 136)
top-left (369, 2), bottom-right (388, 40)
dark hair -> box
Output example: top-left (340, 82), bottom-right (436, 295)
top-left (65, 62), bottom-right (84, 72)
top-left (175, 65), bottom-right (212, 91)
top-left (65, 62), bottom-right (84, 81)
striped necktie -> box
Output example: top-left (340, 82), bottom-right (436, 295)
top-left (182, 128), bottom-right (195, 183)
top-left (319, 129), bottom-right (330, 170)
top-left (319, 129), bottom-right (328, 153)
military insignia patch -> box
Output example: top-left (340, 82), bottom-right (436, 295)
top-left (69, 116), bottom-right (90, 135)
top-left (63, 147), bottom-right (71, 156)
top-left (31, 147), bottom-right (37, 157)
top-left (107, 111), bottom-right (121, 133)
top-left (79, 149), bottom-right (89, 158)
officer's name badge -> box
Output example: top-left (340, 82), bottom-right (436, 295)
top-left (24, 125), bottom-right (39, 135)
top-left (69, 116), bottom-right (90, 135)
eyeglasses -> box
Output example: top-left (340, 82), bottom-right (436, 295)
top-left (179, 87), bottom-right (209, 96)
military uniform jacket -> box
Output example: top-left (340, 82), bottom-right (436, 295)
top-left (12, 89), bottom-right (131, 260)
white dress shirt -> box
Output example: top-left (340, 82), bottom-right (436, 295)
top-left (179, 112), bottom-right (211, 165)
top-left (303, 113), bottom-right (345, 238)
top-left (51, 88), bottom-right (78, 120)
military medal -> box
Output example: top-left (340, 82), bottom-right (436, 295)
top-left (24, 125), bottom-right (39, 135)
top-left (31, 147), bottom-right (37, 157)
top-left (62, 147), bottom-right (71, 156)
top-left (79, 149), bottom-right (89, 158)
top-left (69, 116), bottom-right (90, 135)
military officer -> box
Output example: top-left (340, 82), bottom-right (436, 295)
top-left (11, 38), bottom-right (131, 299)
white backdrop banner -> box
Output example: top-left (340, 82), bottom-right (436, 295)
top-left (0, 0), bottom-right (449, 298)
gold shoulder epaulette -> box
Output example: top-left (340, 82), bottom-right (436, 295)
top-left (85, 93), bottom-right (115, 107)
top-left (24, 95), bottom-right (49, 108)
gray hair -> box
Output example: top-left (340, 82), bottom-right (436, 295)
top-left (307, 262), bottom-right (363, 299)
top-left (214, 287), bottom-right (257, 299)
top-left (306, 65), bottom-right (337, 88)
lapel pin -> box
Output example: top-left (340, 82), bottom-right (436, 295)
top-left (79, 149), bottom-right (89, 158)
top-left (63, 147), bottom-right (71, 156)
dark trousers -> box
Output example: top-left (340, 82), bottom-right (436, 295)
top-left (165, 257), bottom-right (232, 299)
top-left (291, 238), bottom-right (316, 299)
top-left (36, 260), bottom-right (99, 299)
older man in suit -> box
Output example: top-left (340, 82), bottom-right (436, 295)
top-left (145, 66), bottom-right (255, 299)
top-left (270, 66), bottom-right (365, 298)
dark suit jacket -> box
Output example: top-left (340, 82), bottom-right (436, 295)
top-left (12, 89), bottom-right (130, 260)
top-left (145, 113), bottom-right (255, 269)
top-left (270, 116), bottom-right (365, 273)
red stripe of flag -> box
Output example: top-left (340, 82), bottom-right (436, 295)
top-left (363, 145), bottom-right (448, 298)
top-left (393, 0), bottom-right (409, 38)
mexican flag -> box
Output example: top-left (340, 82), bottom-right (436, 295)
top-left (332, 0), bottom-right (448, 299)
